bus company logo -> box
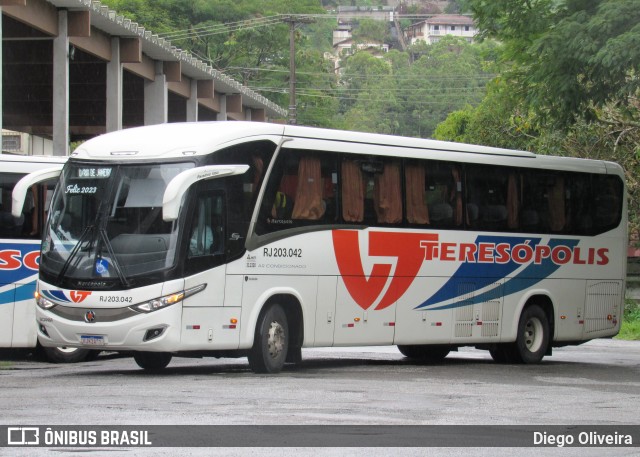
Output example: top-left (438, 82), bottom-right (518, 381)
top-left (332, 230), bottom-right (610, 311)
top-left (0, 249), bottom-right (39, 271)
top-left (332, 231), bottom-right (436, 311)
top-left (85, 310), bottom-right (96, 323)
top-left (41, 290), bottom-right (92, 304)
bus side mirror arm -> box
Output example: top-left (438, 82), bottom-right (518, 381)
top-left (162, 165), bottom-right (250, 221)
top-left (11, 166), bottom-right (64, 218)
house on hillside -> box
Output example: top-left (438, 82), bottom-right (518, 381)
top-left (405, 14), bottom-right (477, 45)
top-left (326, 23), bottom-right (390, 74)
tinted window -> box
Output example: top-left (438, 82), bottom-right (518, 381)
top-left (257, 149), bottom-right (337, 234)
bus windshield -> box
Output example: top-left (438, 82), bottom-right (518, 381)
top-left (41, 161), bottom-right (194, 283)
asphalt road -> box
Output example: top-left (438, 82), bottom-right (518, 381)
top-left (1, 339), bottom-right (639, 457)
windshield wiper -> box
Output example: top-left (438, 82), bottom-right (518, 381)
top-left (56, 224), bottom-right (95, 283)
top-left (98, 228), bottom-right (131, 288)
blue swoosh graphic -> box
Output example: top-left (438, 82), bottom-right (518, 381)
top-left (42, 290), bottom-right (72, 302)
top-left (417, 237), bottom-right (579, 310)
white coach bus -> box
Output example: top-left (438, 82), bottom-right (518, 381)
top-left (15, 122), bottom-right (626, 373)
top-left (1, 154), bottom-right (96, 362)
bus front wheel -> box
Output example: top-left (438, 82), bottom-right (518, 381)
top-left (248, 304), bottom-right (289, 374)
top-left (133, 352), bottom-right (172, 371)
top-left (42, 346), bottom-right (96, 363)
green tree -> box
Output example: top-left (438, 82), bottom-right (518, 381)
top-left (399, 36), bottom-right (492, 137)
top-left (468, 0), bottom-right (640, 234)
top-left (471, 0), bottom-right (640, 128)
top-left (339, 52), bottom-right (403, 134)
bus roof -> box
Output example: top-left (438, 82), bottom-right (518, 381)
top-left (0, 154), bottom-right (67, 173)
top-left (71, 122), bottom-right (533, 160)
top-left (68, 122), bottom-right (621, 176)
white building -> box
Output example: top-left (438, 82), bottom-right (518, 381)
top-left (1, 130), bottom-right (53, 156)
top-left (405, 14), bottom-right (477, 45)
top-left (328, 25), bottom-right (390, 74)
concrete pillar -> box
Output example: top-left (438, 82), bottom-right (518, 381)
top-left (216, 95), bottom-right (227, 121)
top-left (186, 79), bottom-right (198, 122)
top-left (106, 37), bottom-right (122, 132)
top-left (245, 109), bottom-right (252, 121)
top-left (144, 61), bottom-right (167, 125)
top-left (53, 10), bottom-right (69, 156)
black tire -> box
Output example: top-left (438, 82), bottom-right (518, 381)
top-left (514, 304), bottom-right (550, 364)
top-left (397, 344), bottom-right (450, 362)
top-left (42, 346), bottom-right (95, 364)
top-left (133, 352), bottom-right (172, 371)
top-left (489, 345), bottom-right (513, 364)
top-left (497, 304), bottom-right (550, 364)
top-left (248, 304), bottom-right (289, 374)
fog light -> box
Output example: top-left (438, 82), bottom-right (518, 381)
top-left (39, 324), bottom-right (50, 337)
top-left (143, 327), bottom-right (166, 342)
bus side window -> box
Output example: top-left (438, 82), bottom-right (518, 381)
top-left (426, 162), bottom-right (458, 229)
top-left (405, 161), bottom-right (429, 225)
top-left (291, 156), bottom-right (326, 221)
top-left (0, 174), bottom-right (56, 239)
top-left (188, 193), bottom-right (224, 258)
top-left (567, 173), bottom-right (592, 234)
top-left (593, 175), bottom-right (623, 233)
top-left (0, 173), bottom-right (21, 237)
top-left (341, 159), bottom-right (364, 223)
top-left (342, 157), bottom-right (402, 226)
top-left (258, 149), bottom-right (337, 233)
top-left (373, 159), bottom-right (402, 224)
top-left (466, 165), bottom-right (517, 232)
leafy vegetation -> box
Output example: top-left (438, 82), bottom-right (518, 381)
top-left (617, 300), bottom-right (640, 340)
top-left (99, 0), bottom-right (639, 234)
top-left (437, 0), bottom-right (640, 236)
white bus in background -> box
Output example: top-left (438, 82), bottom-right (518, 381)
top-left (16, 122), bottom-right (627, 373)
top-left (1, 154), bottom-right (96, 362)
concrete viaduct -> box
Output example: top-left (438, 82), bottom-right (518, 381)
top-left (0, 0), bottom-right (287, 155)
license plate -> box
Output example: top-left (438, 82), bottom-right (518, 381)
top-left (80, 335), bottom-right (105, 345)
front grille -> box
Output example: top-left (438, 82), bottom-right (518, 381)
top-left (49, 305), bottom-right (139, 322)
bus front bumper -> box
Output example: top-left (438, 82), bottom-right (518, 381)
top-left (36, 304), bottom-right (182, 353)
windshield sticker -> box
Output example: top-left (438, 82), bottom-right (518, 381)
top-left (95, 259), bottom-right (109, 276)
top-left (76, 168), bottom-right (112, 178)
top-left (65, 184), bottom-right (98, 194)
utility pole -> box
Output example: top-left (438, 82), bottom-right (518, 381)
top-left (282, 16), bottom-right (314, 125)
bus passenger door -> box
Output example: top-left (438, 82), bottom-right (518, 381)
top-left (181, 191), bottom-right (238, 350)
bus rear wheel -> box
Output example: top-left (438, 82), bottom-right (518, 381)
top-left (492, 304), bottom-right (550, 364)
top-left (133, 352), bottom-right (172, 371)
top-left (397, 344), bottom-right (450, 363)
top-left (248, 304), bottom-right (289, 374)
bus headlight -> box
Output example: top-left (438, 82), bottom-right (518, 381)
top-left (35, 291), bottom-right (56, 310)
top-left (131, 291), bottom-right (185, 313)
top-left (129, 284), bottom-right (206, 314)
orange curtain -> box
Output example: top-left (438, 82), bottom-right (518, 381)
top-left (291, 157), bottom-right (325, 220)
top-left (507, 173), bottom-right (519, 229)
top-left (252, 155), bottom-right (264, 191)
top-left (374, 162), bottom-right (402, 224)
top-left (548, 177), bottom-right (565, 231)
top-left (451, 166), bottom-right (463, 226)
top-left (341, 160), bottom-right (364, 222)
top-left (405, 163), bottom-right (429, 224)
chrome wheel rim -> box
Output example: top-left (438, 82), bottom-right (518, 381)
top-left (524, 317), bottom-right (544, 352)
top-left (267, 321), bottom-right (285, 359)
